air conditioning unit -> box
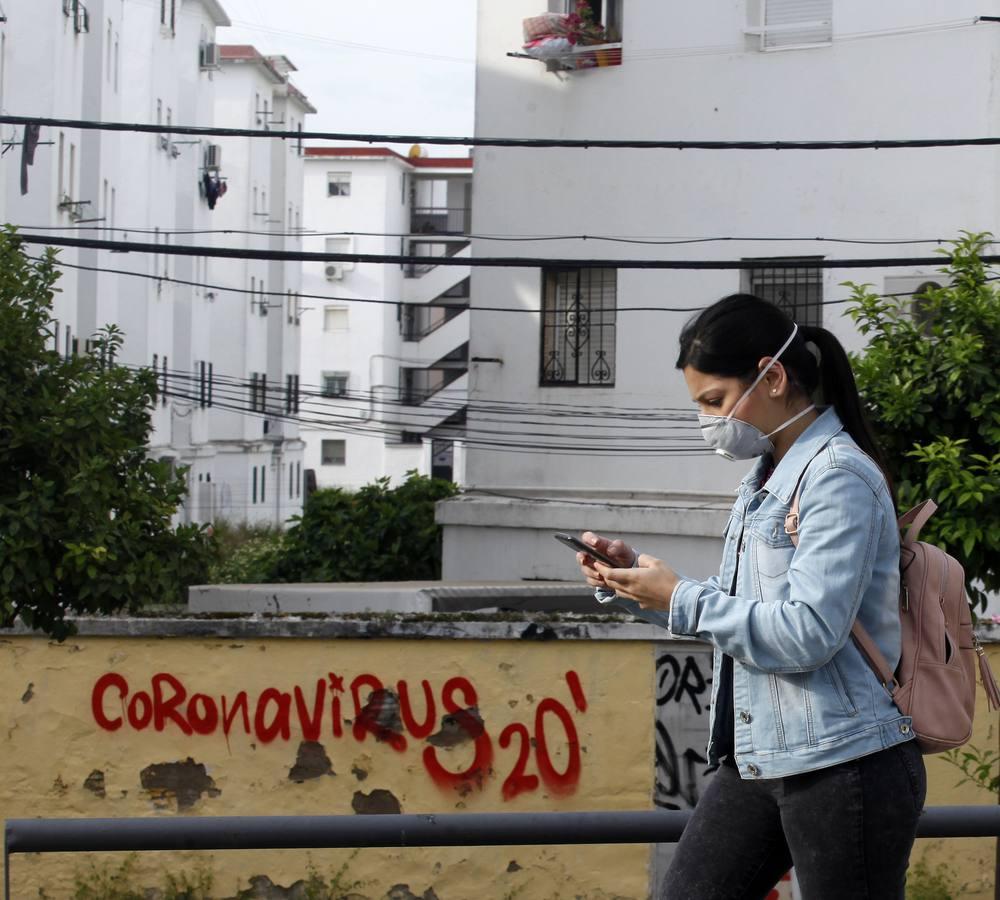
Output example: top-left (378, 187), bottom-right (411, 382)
top-left (204, 144), bottom-right (222, 169)
top-left (200, 42), bottom-right (220, 69)
top-left (325, 263), bottom-right (344, 281)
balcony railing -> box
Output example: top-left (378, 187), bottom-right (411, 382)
top-left (6, 807), bottom-right (1000, 900)
top-left (401, 302), bottom-right (467, 341)
top-left (404, 238), bottom-right (470, 278)
top-left (410, 205), bottom-right (471, 237)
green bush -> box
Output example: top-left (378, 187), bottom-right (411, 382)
top-left (270, 471), bottom-right (458, 583)
top-left (846, 231), bottom-right (1000, 613)
top-left (206, 520), bottom-right (285, 585)
top-left (206, 473), bottom-right (457, 585)
top-left (0, 229), bottom-right (212, 639)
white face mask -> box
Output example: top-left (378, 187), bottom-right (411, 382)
top-left (698, 323), bottom-right (815, 461)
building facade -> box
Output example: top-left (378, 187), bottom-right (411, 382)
top-left (439, 0), bottom-right (1000, 582)
top-left (0, 6), bottom-right (314, 526)
top-left (299, 147), bottom-right (472, 490)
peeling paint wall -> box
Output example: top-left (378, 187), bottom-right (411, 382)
top-left (0, 630), bottom-right (655, 899)
top-left (1, 627), bottom-right (997, 899)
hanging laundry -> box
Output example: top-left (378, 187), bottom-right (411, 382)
top-left (20, 124), bottom-right (41, 196)
top-left (202, 171), bottom-right (221, 210)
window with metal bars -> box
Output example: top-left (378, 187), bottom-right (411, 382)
top-left (741, 258), bottom-right (824, 326)
top-left (540, 267), bottom-right (616, 387)
top-left (285, 374), bottom-right (300, 413)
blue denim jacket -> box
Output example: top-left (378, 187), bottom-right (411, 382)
top-left (603, 408), bottom-right (914, 779)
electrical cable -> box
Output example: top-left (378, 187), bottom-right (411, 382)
top-left (10, 223), bottom-right (978, 246)
top-left (19, 232), bottom-right (991, 271)
top-left (10, 113), bottom-right (1000, 151)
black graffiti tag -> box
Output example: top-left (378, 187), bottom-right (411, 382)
top-left (656, 653), bottom-right (710, 715)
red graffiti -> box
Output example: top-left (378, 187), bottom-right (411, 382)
top-left (423, 677), bottom-right (493, 791)
top-left (90, 668), bottom-right (589, 802)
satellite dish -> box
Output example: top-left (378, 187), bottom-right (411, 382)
top-left (408, 144), bottom-right (424, 158)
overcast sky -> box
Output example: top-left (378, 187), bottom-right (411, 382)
top-left (216, 0), bottom-right (478, 156)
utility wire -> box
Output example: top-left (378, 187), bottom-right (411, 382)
top-left (19, 232), bottom-right (989, 270)
top-left (10, 114), bottom-right (1000, 151)
top-left (10, 223), bottom-right (976, 246)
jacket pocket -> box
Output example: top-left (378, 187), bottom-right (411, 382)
top-left (822, 658), bottom-right (859, 717)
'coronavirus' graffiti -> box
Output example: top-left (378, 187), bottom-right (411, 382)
top-left (90, 669), bottom-right (588, 801)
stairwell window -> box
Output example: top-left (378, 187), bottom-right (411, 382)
top-left (748, 0), bottom-right (832, 51)
top-left (540, 267), bottom-right (616, 386)
top-left (327, 172), bottom-right (351, 197)
top-left (321, 440), bottom-right (346, 466)
top-left (321, 372), bottom-right (349, 398)
top-left (742, 258), bottom-right (824, 326)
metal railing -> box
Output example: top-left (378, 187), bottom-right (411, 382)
top-left (410, 205), bottom-right (471, 236)
top-left (6, 807), bottom-right (1000, 899)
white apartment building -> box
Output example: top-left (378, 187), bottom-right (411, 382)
top-left (299, 147), bottom-right (472, 490)
top-left (205, 45), bottom-right (315, 525)
top-left (440, 0), bottom-right (1000, 581)
top-left (0, 5), bottom-right (313, 527)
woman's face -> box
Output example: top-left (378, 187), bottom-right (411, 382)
top-left (683, 361), bottom-right (788, 432)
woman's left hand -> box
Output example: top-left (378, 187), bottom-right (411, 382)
top-left (595, 554), bottom-right (679, 611)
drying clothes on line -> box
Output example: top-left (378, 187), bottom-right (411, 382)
top-left (202, 171), bottom-right (226, 210)
top-left (20, 123), bottom-right (40, 196)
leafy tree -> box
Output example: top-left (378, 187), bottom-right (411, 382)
top-left (266, 472), bottom-right (458, 583)
top-left (845, 231), bottom-right (1000, 613)
top-left (0, 229), bottom-right (212, 639)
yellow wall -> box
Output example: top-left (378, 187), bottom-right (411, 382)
top-left (909, 644), bottom-right (1000, 899)
top-left (1, 631), bottom-right (996, 899)
top-left (0, 633), bottom-right (654, 899)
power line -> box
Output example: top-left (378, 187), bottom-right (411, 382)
top-left (9, 114), bottom-right (1000, 151)
top-left (12, 223), bottom-right (973, 247)
top-left (19, 232), bottom-right (990, 271)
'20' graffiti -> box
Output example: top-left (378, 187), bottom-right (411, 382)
top-left (91, 668), bottom-right (589, 801)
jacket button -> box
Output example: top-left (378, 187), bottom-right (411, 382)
top-left (747, 763), bottom-right (760, 777)
top-left (739, 710), bottom-right (752, 724)
top-left (900, 723), bottom-right (911, 734)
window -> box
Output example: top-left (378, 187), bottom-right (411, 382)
top-left (321, 372), bottom-right (349, 398)
top-left (324, 307), bottom-right (349, 331)
top-left (742, 258), bottom-right (824, 326)
top-left (68, 142), bottom-right (76, 199)
top-left (324, 236), bottom-right (354, 273)
top-left (321, 440), bottom-right (346, 466)
top-left (249, 372), bottom-right (267, 412)
top-left (160, 0), bottom-right (175, 33)
top-left (752, 0), bottom-right (832, 50)
top-left (252, 466), bottom-right (257, 503)
top-left (285, 374), bottom-right (300, 413)
top-left (106, 19), bottom-right (112, 81)
top-left (573, 0), bottom-right (623, 42)
top-left (260, 465), bottom-right (266, 503)
top-left (540, 267), bottom-right (617, 386)
top-left (296, 462), bottom-right (301, 498)
top-left (57, 132), bottom-right (65, 200)
top-left (113, 33), bottom-right (119, 93)
top-left (327, 172), bottom-right (351, 197)
top-left (289, 463), bottom-right (294, 499)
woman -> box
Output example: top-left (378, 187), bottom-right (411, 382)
top-left (578, 294), bottom-right (925, 900)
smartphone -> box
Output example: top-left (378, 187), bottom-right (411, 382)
top-left (553, 532), bottom-right (620, 567)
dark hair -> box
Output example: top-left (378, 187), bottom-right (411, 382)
top-left (676, 293), bottom-right (895, 501)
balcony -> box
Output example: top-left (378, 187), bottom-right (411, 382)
top-left (410, 205), bottom-right (471, 237)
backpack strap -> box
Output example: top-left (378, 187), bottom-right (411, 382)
top-left (898, 500), bottom-right (937, 547)
top-left (785, 464), bottom-right (917, 697)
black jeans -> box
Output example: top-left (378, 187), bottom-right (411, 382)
top-left (660, 740), bottom-right (926, 900)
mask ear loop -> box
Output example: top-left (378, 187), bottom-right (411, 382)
top-left (724, 323), bottom-right (799, 422)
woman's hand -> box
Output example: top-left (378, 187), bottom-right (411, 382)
top-left (576, 531), bottom-right (635, 588)
top-left (596, 554), bottom-right (679, 611)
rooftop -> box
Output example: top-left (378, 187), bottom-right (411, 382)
top-left (305, 146), bottom-right (473, 170)
top-left (219, 45), bottom-right (316, 112)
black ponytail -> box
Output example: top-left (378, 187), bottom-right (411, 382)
top-left (677, 294), bottom-right (896, 504)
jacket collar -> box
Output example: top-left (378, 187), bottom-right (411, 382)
top-left (736, 407), bottom-right (844, 504)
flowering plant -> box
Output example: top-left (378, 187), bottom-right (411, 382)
top-left (573, 0), bottom-right (608, 44)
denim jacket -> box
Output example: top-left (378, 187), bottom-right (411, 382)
top-left (603, 408), bottom-right (914, 779)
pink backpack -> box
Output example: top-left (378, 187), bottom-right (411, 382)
top-left (786, 495), bottom-right (1000, 754)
